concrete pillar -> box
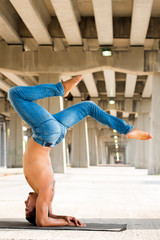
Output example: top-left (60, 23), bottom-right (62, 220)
top-left (88, 120), bottom-right (99, 166)
top-left (71, 119), bottom-right (89, 167)
top-left (126, 139), bottom-right (136, 166)
top-left (97, 134), bottom-right (103, 164)
top-left (25, 128), bottom-right (32, 143)
top-left (6, 121), bottom-right (10, 167)
top-left (8, 113), bottom-right (23, 167)
top-left (65, 137), bottom-right (70, 165)
top-left (110, 152), bottom-right (115, 164)
top-left (123, 151), bottom-right (125, 163)
top-left (101, 140), bottom-right (107, 164)
top-left (66, 145), bottom-right (70, 165)
top-left (39, 73), bottom-right (66, 173)
top-left (105, 145), bottom-right (109, 164)
top-left (148, 73), bottom-right (160, 174)
top-left (126, 119), bottom-right (137, 167)
top-left (135, 113), bottom-right (150, 169)
top-left (65, 130), bottom-right (72, 165)
top-left (0, 122), bottom-right (6, 167)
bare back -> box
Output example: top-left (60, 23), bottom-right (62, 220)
top-left (23, 137), bottom-right (55, 194)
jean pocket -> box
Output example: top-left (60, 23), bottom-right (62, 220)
top-left (40, 114), bottom-right (61, 135)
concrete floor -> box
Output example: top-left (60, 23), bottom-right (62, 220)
top-left (0, 166), bottom-right (160, 240)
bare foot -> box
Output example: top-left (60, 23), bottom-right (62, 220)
top-left (62, 76), bottom-right (83, 97)
top-left (126, 128), bottom-right (153, 140)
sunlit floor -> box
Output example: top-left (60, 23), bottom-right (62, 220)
top-left (0, 166), bottom-right (160, 240)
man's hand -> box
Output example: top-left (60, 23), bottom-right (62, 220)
top-left (63, 216), bottom-right (86, 227)
top-left (48, 208), bottom-right (86, 227)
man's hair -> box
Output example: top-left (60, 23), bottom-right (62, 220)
top-left (26, 207), bottom-right (36, 225)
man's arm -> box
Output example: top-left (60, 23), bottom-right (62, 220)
top-left (48, 203), bottom-right (85, 227)
top-left (36, 192), bottom-right (68, 227)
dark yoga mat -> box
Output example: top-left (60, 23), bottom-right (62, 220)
top-left (0, 219), bottom-right (127, 232)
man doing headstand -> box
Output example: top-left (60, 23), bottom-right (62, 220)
top-left (8, 76), bottom-right (152, 227)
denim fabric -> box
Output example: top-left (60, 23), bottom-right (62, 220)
top-left (8, 82), bottom-right (133, 147)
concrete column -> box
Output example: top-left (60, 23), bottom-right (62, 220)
top-left (98, 137), bottom-right (107, 165)
top-left (105, 145), bottom-right (109, 164)
top-left (25, 128), bottom-right (32, 143)
top-left (39, 73), bottom-right (66, 173)
top-left (6, 121), bottom-right (10, 167)
top-left (101, 140), bottom-right (107, 164)
top-left (66, 145), bottom-right (70, 165)
top-left (65, 130), bottom-right (72, 165)
top-left (8, 113), bottom-right (23, 167)
top-left (119, 152), bottom-right (124, 163)
top-left (0, 122), bottom-right (6, 167)
top-left (97, 134), bottom-right (103, 164)
top-left (88, 120), bottom-right (99, 166)
top-left (127, 145), bottom-right (131, 165)
top-left (126, 119), bottom-right (137, 167)
top-left (110, 152), bottom-right (115, 164)
top-left (135, 113), bottom-right (150, 169)
top-left (71, 119), bottom-right (89, 167)
top-left (122, 151), bottom-right (125, 163)
top-left (65, 136), bottom-right (70, 165)
top-left (148, 73), bottom-right (160, 174)
top-left (126, 139), bottom-right (136, 166)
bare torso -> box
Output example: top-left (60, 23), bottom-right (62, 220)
top-left (23, 137), bottom-right (55, 195)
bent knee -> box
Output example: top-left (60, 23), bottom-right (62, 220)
top-left (82, 100), bottom-right (95, 105)
top-left (8, 86), bottom-right (20, 101)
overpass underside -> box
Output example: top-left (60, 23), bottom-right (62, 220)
top-left (0, 0), bottom-right (160, 174)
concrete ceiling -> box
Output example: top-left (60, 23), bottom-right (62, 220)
top-left (0, 0), bottom-right (159, 121)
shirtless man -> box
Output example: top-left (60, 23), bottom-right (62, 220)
top-left (8, 76), bottom-right (152, 227)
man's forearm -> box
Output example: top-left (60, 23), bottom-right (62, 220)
top-left (37, 216), bottom-right (68, 227)
top-left (49, 213), bottom-right (66, 219)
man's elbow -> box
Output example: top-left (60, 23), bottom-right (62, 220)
top-left (36, 219), bottom-right (46, 227)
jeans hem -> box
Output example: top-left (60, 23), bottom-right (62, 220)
top-left (32, 136), bottom-right (56, 148)
top-left (123, 125), bottom-right (134, 135)
top-left (58, 82), bottom-right (65, 97)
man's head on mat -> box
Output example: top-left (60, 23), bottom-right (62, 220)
top-left (25, 192), bottom-right (37, 224)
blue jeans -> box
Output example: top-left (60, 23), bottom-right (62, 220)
top-left (8, 82), bottom-right (133, 147)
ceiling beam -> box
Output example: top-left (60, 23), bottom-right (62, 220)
top-left (135, 113), bottom-right (138, 118)
top-left (27, 76), bottom-right (38, 85)
top-left (50, 0), bottom-right (82, 45)
top-left (10, 0), bottom-right (52, 45)
top-left (0, 1), bottom-right (21, 44)
top-left (142, 75), bottom-right (153, 98)
top-left (18, 17), bottom-right (160, 39)
top-left (71, 0), bottom-right (81, 23)
top-left (1, 71), bottom-right (28, 86)
top-left (0, 91), bottom-right (5, 97)
top-left (0, 79), bottom-right (11, 92)
top-left (110, 109), bottom-right (116, 117)
top-left (122, 112), bottom-right (129, 118)
top-left (125, 74), bottom-right (137, 98)
top-left (83, 73), bottom-right (98, 97)
top-left (103, 70), bottom-right (116, 97)
top-left (92, 0), bottom-right (113, 45)
top-left (130, 0), bottom-right (153, 45)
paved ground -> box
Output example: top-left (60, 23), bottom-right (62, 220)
top-left (0, 166), bottom-right (160, 240)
